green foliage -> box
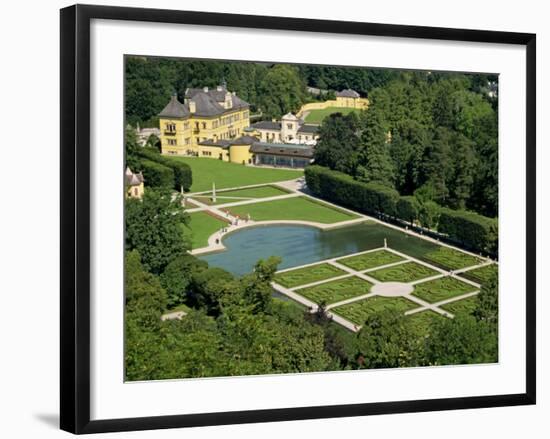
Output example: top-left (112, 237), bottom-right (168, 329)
top-left (396, 196), bottom-right (419, 225)
top-left (304, 165), bottom-right (399, 217)
top-left (368, 261), bottom-right (439, 283)
top-left (314, 112), bottom-right (361, 175)
top-left (474, 271), bottom-right (498, 325)
top-left (353, 310), bottom-right (421, 368)
top-left (438, 208), bottom-right (498, 254)
top-left (274, 263), bottom-right (346, 288)
top-left (256, 64), bottom-right (309, 118)
top-left (125, 189), bottom-right (190, 274)
top-left (417, 199), bottom-right (441, 229)
top-left (412, 276), bottom-right (476, 303)
top-left (423, 246), bottom-right (482, 270)
top-left (425, 315), bottom-right (498, 365)
top-left (139, 159), bottom-right (174, 189)
top-left (337, 249), bottom-right (404, 272)
top-left (160, 254), bottom-right (208, 308)
top-left (137, 147), bottom-right (192, 191)
top-left (296, 276), bottom-right (373, 305)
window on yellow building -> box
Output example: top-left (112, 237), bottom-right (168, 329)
top-left (167, 139), bottom-right (177, 146)
top-left (202, 122), bottom-right (207, 129)
top-left (183, 122), bottom-right (190, 130)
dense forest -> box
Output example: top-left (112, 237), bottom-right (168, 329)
top-left (125, 188), bottom-right (498, 381)
top-left (313, 71), bottom-right (498, 217)
top-left (125, 57), bottom-right (399, 125)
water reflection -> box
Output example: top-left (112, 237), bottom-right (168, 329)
top-left (200, 222), bottom-right (440, 276)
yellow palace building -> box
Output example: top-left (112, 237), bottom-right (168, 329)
top-left (158, 85), bottom-right (250, 157)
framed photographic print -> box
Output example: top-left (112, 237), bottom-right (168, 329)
top-left (60, 4), bottom-right (536, 434)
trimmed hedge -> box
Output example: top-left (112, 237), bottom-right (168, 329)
top-left (137, 148), bottom-right (192, 191)
top-left (304, 165), bottom-right (399, 217)
top-left (438, 208), bottom-right (498, 254)
top-left (305, 165), bottom-right (498, 255)
top-left (396, 196), bottom-right (419, 225)
top-left (140, 159), bottom-right (174, 189)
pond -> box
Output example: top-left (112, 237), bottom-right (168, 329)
top-left (199, 221), bottom-right (442, 276)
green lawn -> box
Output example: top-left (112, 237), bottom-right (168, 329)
top-left (368, 261), bottom-right (440, 283)
top-left (336, 249), bottom-right (404, 272)
top-left (225, 196), bottom-right (358, 223)
top-left (304, 107), bottom-right (359, 124)
top-left (190, 185), bottom-right (291, 205)
top-left (412, 276), bottom-right (477, 303)
top-left (165, 156), bottom-right (303, 192)
top-left (274, 263), bottom-right (346, 288)
top-left (462, 264), bottom-right (498, 284)
top-left (187, 211), bottom-right (228, 249)
top-left (423, 246), bottom-right (483, 270)
top-left (406, 310), bottom-right (445, 336)
top-left (440, 296), bottom-right (478, 317)
top-left (332, 296), bottom-right (418, 326)
top-left (296, 276), bottom-right (373, 305)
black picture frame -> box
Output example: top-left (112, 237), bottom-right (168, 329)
top-left (60, 4), bottom-right (536, 434)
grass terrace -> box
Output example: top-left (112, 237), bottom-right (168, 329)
top-left (412, 276), bottom-right (477, 303)
top-left (191, 185), bottom-right (291, 205)
top-left (187, 211), bottom-right (229, 249)
top-left (440, 296), bottom-right (478, 317)
top-left (166, 156), bottom-right (303, 192)
top-left (224, 196), bottom-right (358, 224)
top-left (304, 107), bottom-right (359, 124)
top-left (368, 261), bottom-right (440, 283)
top-left (332, 296), bottom-right (418, 327)
top-left (296, 276), bottom-right (373, 305)
top-left (423, 247), bottom-right (483, 270)
top-left (336, 249), bottom-right (404, 272)
top-left (462, 264), bottom-right (498, 284)
top-left (274, 263), bottom-right (346, 288)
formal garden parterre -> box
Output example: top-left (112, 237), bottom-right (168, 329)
top-left (271, 245), bottom-right (497, 333)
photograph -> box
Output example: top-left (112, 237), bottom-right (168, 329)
top-left (123, 56), bottom-right (500, 381)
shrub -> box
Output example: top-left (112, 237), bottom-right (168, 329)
top-left (438, 208), bottom-right (498, 254)
top-left (304, 165), bottom-right (398, 216)
top-left (396, 196), bottom-right (419, 225)
top-left (140, 159), bottom-right (174, 189)
top-left (137, 148), bottom-right (192, 191)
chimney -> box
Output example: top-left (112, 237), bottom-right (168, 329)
top-left (203, 86), bottom-right (209, 92)
top-left (225, 91), bottom-right (232, 109)
top-left (189, 100), bottom-right (196, 113)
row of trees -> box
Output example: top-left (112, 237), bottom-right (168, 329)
top-left (305, 165), bottom-right (498, 255)
top-left (313, 72), bottom-right (498, 217)
top-left (125, 187), bottom-right (498, 380)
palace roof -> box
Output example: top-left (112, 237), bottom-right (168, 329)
top-left (159, 86), bottom-right (249, 119)
top-left (158, 95), bottom-right (190, 118)
top-left (125, 167), bottom-right (144, 186)
top-left (249, 142), bottom-right (314, 159)
top-left (297, 124), bottom-right (319, 134)
top-left (336, 89), bottom-right (360, 98)
top-left (251, 120), bottom-right (282, 131)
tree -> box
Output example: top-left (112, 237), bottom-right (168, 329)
top-left (125, 189), bottom-right (190, 274)
top-left (356, 109), bottom-right (395, 186)
top-left (425, 315), bottom-right (498, 365)
top-left (353, 310), bottom-right (415, 369)
top-left (474, 272), bottom-right (498, 326)
top-left (417, 200), bottom-right (440, 229)
top-left (240, 256), bottom-right (280, 313)
top-left (256, 64), bottom-right (308, 119)
top-left (160, 254), bottom-right (208, 308)
top-left (313, 112), bottom-right (360, 175)
top-left (396, 196), bottom-right (419, 225)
